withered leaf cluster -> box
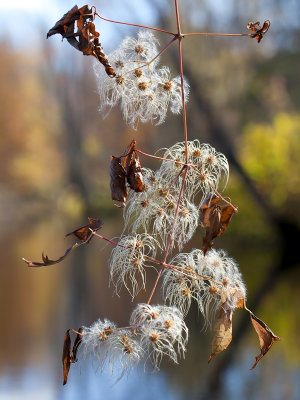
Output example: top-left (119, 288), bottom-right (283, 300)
top-left (208, 303), bottom-right (279, 368)
top-left (200, 194), bottom-right (237, 254)
top-left (247, 20), bottom-right (271, 43)
top-left (110, 140), bottom-right (145, 207)
top-left (23, 218), bottom-right (103, 267)
top-left (249, 311), bottom-right (280, 369)
top-left (47, 5), bottom-right (115, 77)
top-left (62, 328), bottom-right (83, 385)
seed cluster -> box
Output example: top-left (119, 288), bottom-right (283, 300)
top-left (94, 30), bottom-right (189, 128)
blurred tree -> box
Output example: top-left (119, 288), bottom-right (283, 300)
top-left (0, 42), bottom-right (65, 197)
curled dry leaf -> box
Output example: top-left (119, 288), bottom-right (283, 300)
top-left (110, 156), bottom-right (128, 207)
top-left (65, 217), bottom-right (103, 242)
top-left (247, 20), bottom-right (271, 43)
top-left (124, 140), bottom-right (145, 192)
top-left (62, 329), bottom-right (72, 385)
top-left (124, 139), bottom-right (137, 174)
top-left (23, 218), bottom-right (103, 267)
top-left (249, 311), bottom-right (280, 369)
top-left (62, 328), bottom-right (83, 385)
top-left (23, 245), bottom-right (81, 268)
top-left (47, 5), bottom-right (92, 39)
top-left (200, 194), bottom-right (237, 254)
top-left (127, 157), bottom-right (145, 192)
top-left (110, 140), bottom-right (145, 207)
top-left (72, 327), bottom-right (83, 362)
top-left (47, 5), bottom-right (115, 77)
top-left (208, 302), bottom-right (233, 363)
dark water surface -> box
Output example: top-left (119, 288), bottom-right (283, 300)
top-left (1, 216), bottom-right (299, 400)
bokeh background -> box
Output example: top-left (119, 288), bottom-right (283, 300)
top-left (0, 0), bottom-right (300, 399)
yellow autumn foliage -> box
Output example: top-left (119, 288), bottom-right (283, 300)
top-left (240, 112), bottom-right (300, 207)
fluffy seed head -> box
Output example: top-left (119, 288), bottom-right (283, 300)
top-left (94, 31), bottom-right (190, 128)
top-left (109, 233), bottom-right (160, 298)
top-left (130, 304), bottom-right (188, 369)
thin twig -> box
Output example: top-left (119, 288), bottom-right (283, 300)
top-left (182, 32), bottom-right (250, 37)
top-left (191, 165), bottom-right (238, 211)
top-left (90, 230), bottom-right (223, 288)
top-left (174, 0), bottom-right (182, 36)
top-left (136, 148), bottom-right (194, 167)
top-left (122, 36), bottom-right (178, 78)
top-left (146, 166), bottom-right (189, 305)
top-left (94, 11), bottom-right (175, 36)
top-left (178, 38), bottom-right (189, 162)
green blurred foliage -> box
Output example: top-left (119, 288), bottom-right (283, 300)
top-left (240, 112), bottom-right (300, 212)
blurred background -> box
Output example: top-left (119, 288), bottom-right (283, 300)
top-left (0, 0), bottom-right (300, 399)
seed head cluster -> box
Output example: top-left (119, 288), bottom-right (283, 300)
top-left (125, 140), bottom-right (228, 250)
top-left (85, 138), bottom-right (239, 376)
top-left (82, 318), bottom-right (143, 376)
top-left (163, 248), bottom-right (246, 319)
top-left (94, 30), bottom-right (189, 128)
top-left (109, 233), bottom-right (159, 297)
top-left (81, 305), bottom-right (187, 375)
top-left (158, 140), bottom-right (229, 201)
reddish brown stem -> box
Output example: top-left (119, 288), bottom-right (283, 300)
top-left (174, 0), bottom-right (182, 36)
top-left (150, 36), bottom-right (178, 64)
top-left (182, 32), bottom-right (250, 37)
top-left (178, 38), bottom-right (189, 163)
top-left (94, 11), bottom-right (175, 36)
top-left (91, 231), bottom-right (223, 286)
top-left (122, 36), bottom-right (178, 78)
top-left (191, 165), bottom-right (238, 211)
top-left (207, 182), bottom-right (238, 212)
top-left (164, 167), bottom-right (189, 262)
top-left (136, 148), bottom-right (190, 166)
top-left (162, 263), bottom-right (223, 286)
top-left (145, 1), bottom-right (191, 305)
top-left (146, 166), bottom-right (189, 305)
top-left (91, 231), bottom-right (127, 248)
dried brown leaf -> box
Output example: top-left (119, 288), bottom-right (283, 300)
top-left (123, 139), bottom-right (136, 166)
top-left (202, 206), bottom-right (222, 254)
top-left (247, 20), bottom-right (271, 43)
top-left (65, 217), bottom-right (103, 242)
top-left (47, 5), bottom-right (92, 39)
top-left (62, 328), bottom-right (82, 385)
top-left (110, 156), bottom-right (127, 207)
top-left (23, 218), bottom-right (102, 267)
top-left (78, 22), bottom-right (99, 55)
top-left (200, 194), bottom-right (237, 254)
top-left (127, 157), bottom-right (145, 192)
top-left (218, 204), bottom-right (236, 236)
top-left (249, 311), bottom-right (280, 369)
top-left (200, 193), bottom-right (221, 211)
top-left (72, 327), bottom-right (83, 362)
top-left (122, 140), bottom-right (145, 192)
top-left (62, 329), bottom-right (72, 385)
top-left (208, 303), bottom-right (233, 362)
top-left (47, 5), bottom-right (115, 77)
top-left (23, 244), bottom-right (80, 268)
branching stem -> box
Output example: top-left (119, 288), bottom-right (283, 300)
top-left (122, 36), bottom-right (178, 78)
